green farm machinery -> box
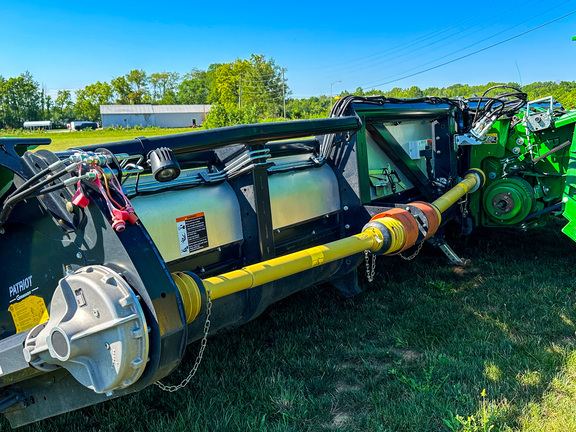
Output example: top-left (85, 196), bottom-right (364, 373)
top-left (0, 86), bottom-right (575, 427)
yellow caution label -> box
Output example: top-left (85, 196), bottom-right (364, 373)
top-left (8, 295), bottom-right (50, 333)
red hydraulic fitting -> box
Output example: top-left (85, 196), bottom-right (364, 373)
top-left (111, 209), bottom-right (130, 232)
top-left (126, 208), bottom-right (139, 224)
top-left (112, 218), bottom-right (125, 232)
top-left (72, 189), bottom-right (90, 208)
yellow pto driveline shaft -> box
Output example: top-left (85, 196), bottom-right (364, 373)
top-left (431, 172), bottom-right (480, 214)
top-left (203, 227), bottom-right (385, 300)
top-left (173, 169), bottom-right (485, 318)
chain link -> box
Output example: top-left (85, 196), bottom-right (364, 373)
top-left (398, 241), bottom-right (424, 260)
top-left (459, 193), bottom-right (469, 219)
top-left (155, 290), bottom-right (213, 392)
top-left (364, 250), bottom-right (377, 283)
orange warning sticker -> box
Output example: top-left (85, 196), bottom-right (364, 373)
top-left (8, 295), bottom-right (50, 333)
top-left (176, 212), bottom-right (208, 256)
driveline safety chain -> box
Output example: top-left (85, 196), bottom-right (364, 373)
top-left (364, 250), bottom-right (377, 283)
top-left (398, 241), bottom-right (424, 261)
top-left (459, 193), bottom-right (469, 219)
top-left (155, 291), bottom-right (213, 392)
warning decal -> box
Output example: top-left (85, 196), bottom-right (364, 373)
top-left (176, 212), bottom-right (209, 256)
top-left (8, 295), bottom-right (50, 333)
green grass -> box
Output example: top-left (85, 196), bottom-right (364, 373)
top-left (0, 127), bottom-right (202, 152)
top-left (3, 219), bottom-right (576, 431)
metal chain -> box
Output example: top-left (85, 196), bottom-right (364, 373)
top-left (399, 241), bottom-right (424, 261)
top-left (364, 250), bottom-right (377, 283)
top-left (459, 193), bottom-right (469, 218)
top-left (155, 290), bottom-right (213, 392)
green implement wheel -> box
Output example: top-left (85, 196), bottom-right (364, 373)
top-left (483, 177), bottom-right (535, 225)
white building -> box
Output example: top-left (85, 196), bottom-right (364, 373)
top-left (100, 105), bottom-right (212, 128)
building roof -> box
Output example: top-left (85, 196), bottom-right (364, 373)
top-left (100, 104), bottom-right (212, 115)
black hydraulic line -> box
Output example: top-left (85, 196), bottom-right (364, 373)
top-left (0, 166), bottom-right (75, 226)
top-left (530, 140), bottom-right (571, 166)
top-left (57, 117), bottom-right (362, 159)
top-left (521, 202), bottom-right (562, 222)
top-left (265, 139), bottom-right (320, 157)
top-left (509, 140), bottom-right (571, 175)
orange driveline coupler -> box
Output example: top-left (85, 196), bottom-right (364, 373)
top-left (368, 202), bottom-right (441, 255)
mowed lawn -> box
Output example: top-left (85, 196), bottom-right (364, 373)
top-left (2, 221), bottom-right (576, 431)
top-left (0, 127), bottom-right (202, 152)
top-left (2, 129), bottom-right (576, 431)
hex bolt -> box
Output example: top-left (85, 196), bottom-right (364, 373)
top-left (436, 150), bottom-right (441, 154)
top-left (488, 172), bottom-right (497, 179)
top-left (343, 206), bottom-right (349, 211)
top-left (344, 224), bottom-right (350, 229)
top-left (76, 251), bottom-right (83, 259)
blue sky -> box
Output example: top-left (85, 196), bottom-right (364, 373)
top-left (0, 0), bottom-right (575, 99)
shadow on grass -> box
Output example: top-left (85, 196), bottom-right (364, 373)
top-left (4, 219), bottom-right (576, 432)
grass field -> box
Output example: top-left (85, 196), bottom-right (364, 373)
top-left (0, 127), bottom-right (202, 152)
top-left (2, 220), bottom-right (576, 432)
top-left (2, 129), bottom-right (576, 431)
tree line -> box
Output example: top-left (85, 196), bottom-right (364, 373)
top-left (1, 56), bottom-right (576, 130)
top-left (0, 54), bottom-right (287, 129)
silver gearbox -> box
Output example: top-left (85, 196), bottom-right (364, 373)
top-left (23, 265), bottom-right (149, 395)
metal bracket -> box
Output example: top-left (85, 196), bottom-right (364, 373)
top-left (429, 237), bottom-right (470, 266)
top-left (454, 134), bottom-right (484, 146)
top-left (330, 269), bottom-right (362, 298)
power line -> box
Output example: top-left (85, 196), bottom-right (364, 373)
top-left (358, 0), bottom-right (571, 89)
top-left (332, 0), bottom-right (533, 77)
top-left (314, 0), bottom-right (522, 74)
top-left (361, 9), bottom-right (576, 90)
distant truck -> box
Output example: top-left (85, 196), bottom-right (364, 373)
top-left (68, 121), bottom-right (98, 131)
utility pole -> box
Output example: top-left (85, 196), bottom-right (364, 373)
top-left (282, 68), bottom-right (286, 120)
top-left (239, 74), bottom-right (242, 109)
top-left (330, 80), bottom-right (341, 112)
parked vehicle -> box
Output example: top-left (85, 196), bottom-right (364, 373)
top-left (68, 121), bottom-right (98, 131)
